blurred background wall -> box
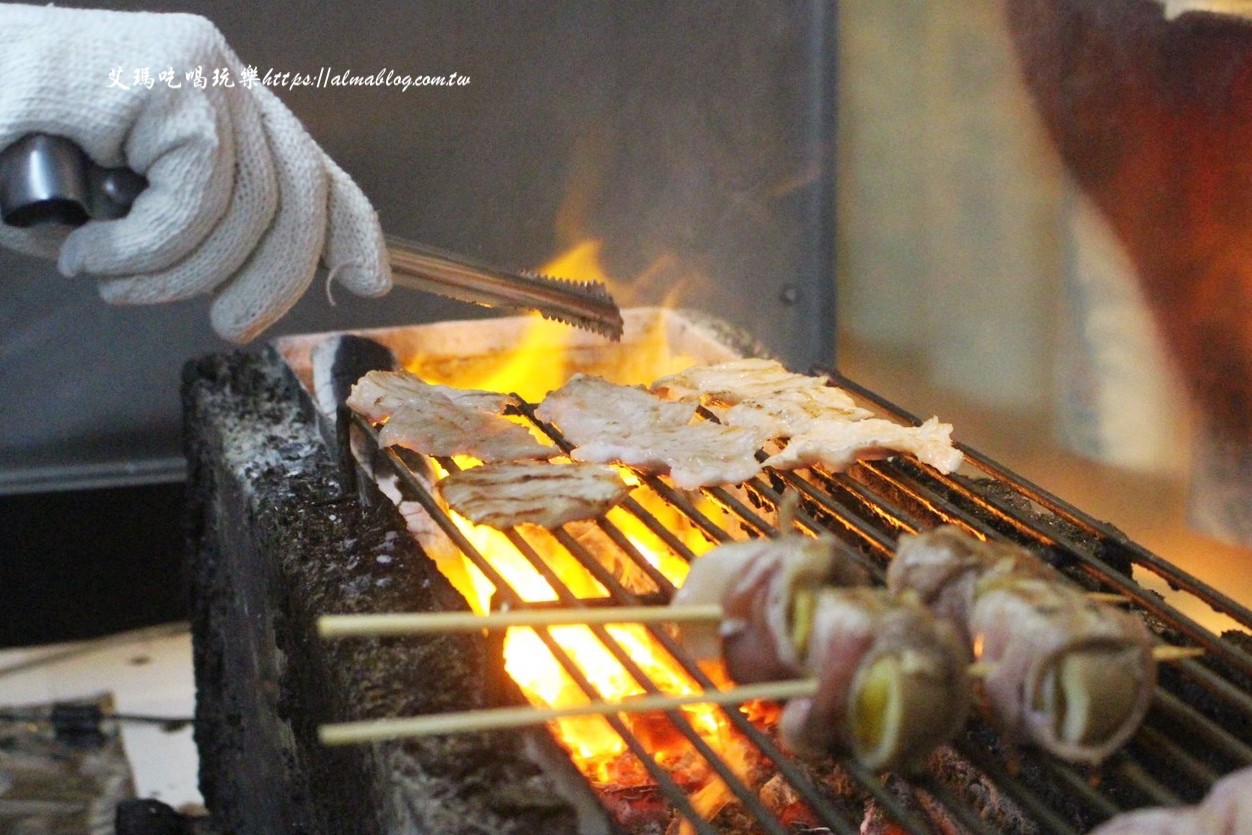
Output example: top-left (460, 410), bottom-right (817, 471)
top-left (834, 0), bottom-right (1251, 631)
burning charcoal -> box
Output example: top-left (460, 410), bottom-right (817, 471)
top-left (758, 773), bottom-right (823, 830)
top-left (599, 784), bottom-right (672, 833)
top-left (859, 774), bottom-right (969, 835)
top-left (922, 746), bottom-right (1039, 835)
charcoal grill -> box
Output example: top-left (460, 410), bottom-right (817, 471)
top-left (330, 346), bottom-right (1252, 833)
top-left (338, 355), bottom-right (1246, 831)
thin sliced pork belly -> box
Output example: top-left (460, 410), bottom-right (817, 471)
top-left (652, 359), bottom-right (961, 474)
top-left (436, 460), bottom-right (629, 529)
top-left (378, 399), bottom-right (554, 463)
top-left (889, 526), bottom-right (1156, 764)
top-left (535, 373), bottom-right (767, 489)
top-left (716, 390), bottom-right (874, 438)
top-left (654, 358), bottom-right (864, 410)
top-left (652, 358), bottom-right (873, 436)
top-left (348, 368), bottom-right (553, 463)
top-left (347, 368), bottom-right (509, 422)
top-left (764, 415), bottom-right (963, 475)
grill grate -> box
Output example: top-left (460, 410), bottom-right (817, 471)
top-left (345, 371), bottom-right (1252, 835)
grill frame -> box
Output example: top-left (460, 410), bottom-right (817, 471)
top-left (339, 367), bottom-right (1252, 835)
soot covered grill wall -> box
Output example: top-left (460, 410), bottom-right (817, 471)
top-left (181, 347), bottom-right (613, 834)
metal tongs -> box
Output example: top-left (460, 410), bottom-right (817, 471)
top-left (385, 236), bottom-right (623, 340)
top-left (0, 133), bottom-right (623, 340)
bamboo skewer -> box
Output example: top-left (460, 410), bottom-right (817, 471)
top-left (1149, 644), bottom-right (1207, 663)
top-left (320, 641), bottom-right (1206, 746)
top-left (1085, 592), bottom-right (1131, 604)
top-left (320, 608), bottom-right (1203, 666)
top-left (317, 598), bottom-right (1206, 748)
top-left (318, 679), bottom-right (819, 746)
top-left (318, 595), bottom-right (1132, 638)
top-left (964, 644), bottom-right (1202, 679)
top-left (318, 604), bottom-right (724, 638)
top-left (321, 646), bottom-right (1203, 746)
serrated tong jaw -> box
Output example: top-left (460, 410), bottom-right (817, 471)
top-left (385, 236), bottom-right (624, 340)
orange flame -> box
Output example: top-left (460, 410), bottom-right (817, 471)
top-left (409, 241), bottom-right (768, 821)
top-left (441, 484), bottom-right (735, 784)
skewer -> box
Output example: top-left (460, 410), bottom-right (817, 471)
top-left (1086, 591), bottom-right (1131, 604)
top-left (1150, 644), bottom-right (1207, 663)
top-left (318, 678), bottom-right (819, 746)
top-left (321, 646), bottom-right (1203, 747)
top-left (319, 593), bottom-right (1132, 638)
top-left (318, 604), bottom-right (724, 637)
top-left (965, 644), bottom-right (1204, 678)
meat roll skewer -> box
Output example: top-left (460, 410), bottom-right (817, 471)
top-left (777, 587), bottom-right (971, 771)
top-left (673, 534), bottom-right (869, 682)
top-left (674, 534), bottom-right (970, 771)
top-left (888, 525), bottom-right (1156, 765)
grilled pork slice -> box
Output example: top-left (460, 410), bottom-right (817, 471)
top-left (652, 359), bottom-right (963, 474)
top-left (1089, 764), bottom-right (1252, 834)
top-left (763, 416), bottom-right (963, 475)
top-left (671, 534), bottom-right (869, 679)
top-left (347, 368), bottom-right (554, 463)
top-left (889, 526), bottom-right (1156, 764)
top-left (347, 368), bottom-right (509, 421)
top-left (778, 588), bottom-right (971, 772)
top-left (535, 373), bottom-right (767, 489)
top-left (435, 461), bottom-right (629, 529)
top-left (652, 358), bottom-right (873, 424)
top-left (377, 399), bottom-right (555, 463)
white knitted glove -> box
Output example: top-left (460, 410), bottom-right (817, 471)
top-left (0, 5), bottom-right (391, 342)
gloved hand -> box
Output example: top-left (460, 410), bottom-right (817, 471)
top-left (0, 5), bottom-right (391, 342)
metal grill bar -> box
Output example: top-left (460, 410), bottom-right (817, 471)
top-left (831, 373), bottom-right (1252, 639)
top-left (366, 418), bottom-right (849, 835)
top-left (780, 458), bottom-right (1252, 818)
top-left (377, 440), bottom-right (709, 834)
top-left (816, 459), bottom-right (1252, 764)
top-left (1150, 690), bottom-right (1252, 765)
top-left (348, 366), bottom-right (1252, 834)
